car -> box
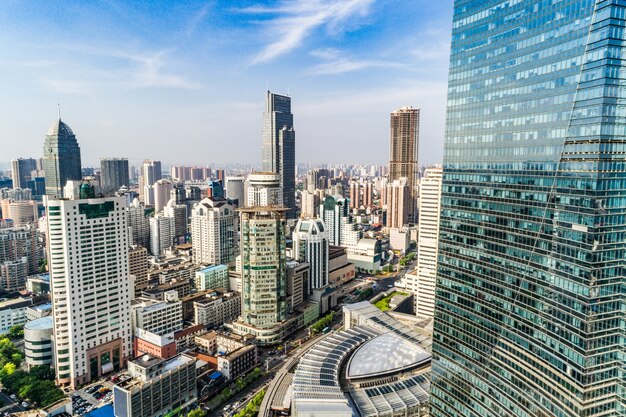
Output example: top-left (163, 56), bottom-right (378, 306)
top-left (21, 402), bottom-right (29, 408)
top-left (10, 394), bottom-right (16, 400)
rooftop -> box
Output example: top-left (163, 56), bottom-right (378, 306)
top-left (24, 316), bottom-right (53, 331)
top-left (346, 332), bottom-right (430, 380)
top-left (0, 297), bottom-right (32, 311)
top-left (46, 119), bottom-right (74, 136)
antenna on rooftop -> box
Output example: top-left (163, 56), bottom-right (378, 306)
top-left (58, 103), bottom-right (61, 120)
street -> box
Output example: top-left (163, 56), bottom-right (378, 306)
top-left (0, 391), bottom-right (26, 415)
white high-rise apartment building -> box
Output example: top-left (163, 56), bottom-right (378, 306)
top-left (408, 167), bottom-right (442, 317)
top-left (319, 195), bottom-right (361, 248)
top-left (246, 172), bottom-right (282, 207)
top-left (149, 214), bottom-right (174, 256)
top-left (293, 219), bottom-right (329, 292)
top-left (142, 160), bottom-right (161, 207)
top-left (45, 194), bottom-right (132, 388)
top-left (190, 197), bottom-right (238, 265)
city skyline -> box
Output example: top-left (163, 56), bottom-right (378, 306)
top-left (0, 0), bottom-right (452, 167)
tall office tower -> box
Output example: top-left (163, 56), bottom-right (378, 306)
top-left (431, 3), bottom-right (626, 417)
top-left (43, 119), bottom-right (82, 197)
top-left (215, 169), bottom-right (225, 183)
top-left (320, 195), bottom-right (361, 248)
top-left (153, 179), bottom-right (173, 213)
top-left (225, 176), bottom-right (245, 207)
top-left (246, 172), bottom-right (282, 207)
top-left (163, 199), bottom-right (188, 243)
top-left (128, 198), bottom-right (150, 249)
top-left (262, 91), bottom-right (295, 218)
top-left (389, 106), bottom-right (419, 221)
top-left (293, 219), bottom-right (329, 292)
top-left (349, 181), bottom-right (360, 209)
top-left (100, 158), bottom-right (129, 196)
top-left (386, 177), bottom-right (410, 229)
top-left (0, 225), bottom-right (39, 291)
top-left (45, 193), bottom-right (132, 388)
top-left (239, 207), bottom-right (288, 334)
top-left (190, 197), bottom-right (238, 265)
top-left (406, 167), bottom-right (442, 318)
top-left (149, 214), bottom-right (174, 256)
top-left (11, 158), bottom-right (37, 189)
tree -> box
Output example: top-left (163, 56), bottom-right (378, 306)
top-left (235, 378), bottom-right (245, 390)
top-left (8, 325), bottom-right (24, 339)
top-left (187, 408), bottom-right (206, 417)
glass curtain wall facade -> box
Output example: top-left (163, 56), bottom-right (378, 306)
top-left (43, 119), bottom-right (82, 197)
top-left (432, 1), bottom-right (626, 417)
top-left (240, 207), bottom-right (288, 329)
top-left (262, 91), bottom-right (296, 218)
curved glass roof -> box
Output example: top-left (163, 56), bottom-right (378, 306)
top-left (346, 332), bottom-right (430, 380)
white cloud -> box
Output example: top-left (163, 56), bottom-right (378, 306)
top-left (128, 51), bottom-right (202, 90)
top-left (240, 0), bottom-right (375, 64)
top-left (309, 57), bottom-right (402, 75)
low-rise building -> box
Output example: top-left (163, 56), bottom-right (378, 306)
top-left (26, 274), bottom-right (50, 295)
top-left (194, 331), bottom-right (218, 355)
top-left (0, 297), bottom-right (32, 334)
top-left (217, 344), bottom-right (257, 381)
top-left (133, 296), bottom-right (183, 336)
top-left (347, 238), bottom-right (383, 272)
top-left (25, 302), bottom-right (52, 321)
top-left (193, 290), bottom-right (241, 328)
top-left (113, 353), bottom-right (197, 417)
top-left (216, 331), bottom-right (256, 354)
top-left (174, 324), bottom-right (206, 352)
top-left (134, 328), bottom-right (177, 360)
top-left (194, 264), bottom-right (229, 291)
top-left (328, 246), bottom-right (356, 287)
top-left (180, 290), bottom-right (214, 322)
top-left (24, 316), bottom-right (53, 370)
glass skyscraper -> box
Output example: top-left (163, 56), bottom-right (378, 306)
top-left (43, 119), bottom-right (82, 197)
top-left (262, 91), bottom-right (296, 218)
top-left (432, 1), bottom-right (626, 417)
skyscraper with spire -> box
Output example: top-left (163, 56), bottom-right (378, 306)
top-left (262, 91), bottom-right (295, 218)
top-left (43, 117), bottom-right (82, 198)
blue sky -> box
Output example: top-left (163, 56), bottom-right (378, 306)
top-left (0, 0), bottom-right (453, 167)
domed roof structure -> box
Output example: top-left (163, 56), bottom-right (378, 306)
top-left (47, 119), bottom-right (74, 136)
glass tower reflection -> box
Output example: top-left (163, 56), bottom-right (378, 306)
top-left (432, 1), bottom-right (626, 416)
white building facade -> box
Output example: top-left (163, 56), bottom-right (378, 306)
top-left (292, 219), bottom-right (329, 291)
top-left (190, 197), bottom-right (238, 265)
top-left (45, 195), bottom-right (133, 388)
top-left (410, 167), bottom-right (442, 317)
